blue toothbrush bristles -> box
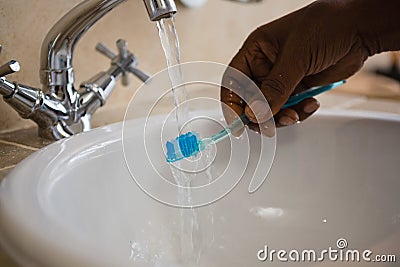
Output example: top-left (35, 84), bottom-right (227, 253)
top-left (179, 132), bottom-right (200, 157)
top-left (166, 132), bottom-right (201, 162)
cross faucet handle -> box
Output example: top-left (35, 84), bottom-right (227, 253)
top-left (116, 39), bottom-right (130, 86)
top-left (95, 40), bottom-right (151, 84)
top-left (95, 42), bottom-right (116, 60)
top-left (0, 45), bottom-right (20, 77)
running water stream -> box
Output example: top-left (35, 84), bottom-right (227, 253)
top-left (157, 17), bottom-right (214, 265)
top-left (156, 17), bottom-right (188, 132)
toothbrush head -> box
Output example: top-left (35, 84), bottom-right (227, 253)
top-left (165, 131), bottom-right (201, 163)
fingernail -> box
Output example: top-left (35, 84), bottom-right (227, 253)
top-left (279, 116), bottom-right (298, 126)
top-left (303, 101), bottom-right (320, 113)
top-left (248, 100), bottom-right (269, 122)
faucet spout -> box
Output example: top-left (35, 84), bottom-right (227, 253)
top-left (143, 0), bottom-right (177, 21)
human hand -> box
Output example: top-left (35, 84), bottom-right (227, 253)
top-left (221, 0), bottom-right (370, 134)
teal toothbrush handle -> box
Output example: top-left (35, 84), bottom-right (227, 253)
top-left (282, 80), bottom-right (345, 109)
top-left (208, 114), bottom-right (250, 144)
top-left (218, 80), bottom-right (345, 138)
top-left (207, 80), bottom-right (346, 145)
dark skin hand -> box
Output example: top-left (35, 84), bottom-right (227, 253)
top-left (221, 0), bottom-right (400, 135)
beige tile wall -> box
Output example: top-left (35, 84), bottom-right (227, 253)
top-left (0, 0), bottom-right (315, 133)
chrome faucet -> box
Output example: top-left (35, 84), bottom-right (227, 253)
top-left (0, 0), bottom-right (177, 140)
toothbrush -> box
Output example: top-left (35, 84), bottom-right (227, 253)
top-left (165, 80), bottom-right (345, 163)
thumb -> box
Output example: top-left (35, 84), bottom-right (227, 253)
top-left (245, 53), bottom-right (305, 122)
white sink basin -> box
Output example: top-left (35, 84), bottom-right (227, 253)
top-left (0, 110), bottom-right (399, 267)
